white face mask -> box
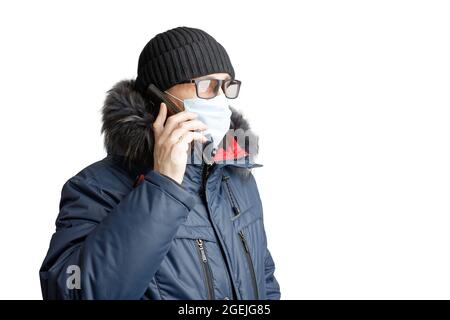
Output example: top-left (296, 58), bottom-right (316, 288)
top-left (165, 91), bottom-right (232, 149)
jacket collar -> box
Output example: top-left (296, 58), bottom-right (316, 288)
top-left (101, 79), bottom-right (261, 171)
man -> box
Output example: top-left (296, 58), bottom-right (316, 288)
top-left (40, 26), bottom-right (280, 300)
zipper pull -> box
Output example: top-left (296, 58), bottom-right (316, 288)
top-left (239, 231), bottom-right (250, 252)
top-left (197, 239), bottom-right (208, 262)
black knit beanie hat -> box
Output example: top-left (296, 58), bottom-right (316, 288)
top-left (135, 26), bottom-right (235, 95)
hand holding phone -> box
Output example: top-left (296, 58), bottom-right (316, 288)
top-left (152, 102), bottom-right (208, 184)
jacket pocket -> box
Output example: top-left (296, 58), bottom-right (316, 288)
top-left (237, 227), bottom-right (259, 300)
top-left (222, 175), bottom-right (241, 217)
top-left (223, 174), bottom-right (261, 299)
top-left (193, 239), bottom-right (215, 300)
top-left (222, 175), bottom-right (262, 226)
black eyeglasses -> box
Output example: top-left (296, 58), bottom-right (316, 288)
top-left (179, 77), bottom-right (241, 99)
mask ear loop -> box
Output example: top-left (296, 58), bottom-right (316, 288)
top-left (164, 91), bottom-right (184, 103)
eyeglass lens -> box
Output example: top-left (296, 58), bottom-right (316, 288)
top-left (196, 79), bottom-right (241, 99)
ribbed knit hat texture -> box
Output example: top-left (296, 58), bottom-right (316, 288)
top-left (135, 26), bottom-right (235, 94)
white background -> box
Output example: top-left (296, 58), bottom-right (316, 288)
top-left (0, 0), bottom-right (449, 299)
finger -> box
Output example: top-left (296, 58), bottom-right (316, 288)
top-left (152, 103), bottom-right (167, 138)
top-left (160, 111), bottom-right (199, 142)
top-left (167, 120), bottom-right (208, 144)
top-left (175, 131), bottom-right (208, 148)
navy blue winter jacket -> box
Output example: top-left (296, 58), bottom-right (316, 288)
top-left (39, 79), bottom-right (281, 300)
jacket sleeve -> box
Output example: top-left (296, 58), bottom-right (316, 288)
top-left (39, 170), bottom-right (197, 300)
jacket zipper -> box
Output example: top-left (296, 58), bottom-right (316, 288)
top-left (195, 239), bottom-right (215, 300)
top-left (239, 230), bottom-right (259, 299)
top-left (222, 175), bottom-right (240, 216)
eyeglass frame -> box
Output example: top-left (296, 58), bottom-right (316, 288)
top-left (177, 77), bottom-right (242, 99)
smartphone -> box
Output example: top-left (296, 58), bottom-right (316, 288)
top-left (147, 84), bottom-right (184, 116)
